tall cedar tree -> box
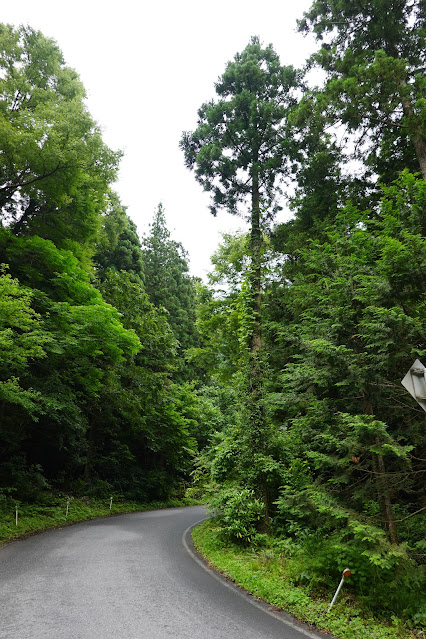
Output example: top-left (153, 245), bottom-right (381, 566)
top-left (180, 37), bottom-right (297, 511)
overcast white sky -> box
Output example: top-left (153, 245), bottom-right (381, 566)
top-left (3, 0), bottom-right (316, 278)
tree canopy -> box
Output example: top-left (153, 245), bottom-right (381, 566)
top-left (297, 0), bottom-right (426, 180)
top-left (141, 204), bottom-right (200, 378)
top-left (180, 36), bottom-right (298, 221)
top-left (0, 24), bottom-right (120, 253)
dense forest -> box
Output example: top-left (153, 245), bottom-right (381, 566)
top-left (1, 0), bottom-right (425, 629)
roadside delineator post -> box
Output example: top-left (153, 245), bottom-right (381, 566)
top-left (109, 496), bottom-right (113, 510)
top-left (329, 568), bottom-right (351, 611)
top-left (15, 505), bottom-right (18, 527)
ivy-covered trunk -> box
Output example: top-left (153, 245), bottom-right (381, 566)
top-left (248, 164), bottom-right (265, 450)
top-left (247, 163), bottom-right (271, 528)
top-left (249, 164), bottom-right (262, 360)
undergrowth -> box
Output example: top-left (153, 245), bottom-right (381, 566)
top-left (192, 518), bottom-right (425, 639)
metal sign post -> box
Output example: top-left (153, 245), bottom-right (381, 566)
top-left (401, 359), bottom-right (426, 412)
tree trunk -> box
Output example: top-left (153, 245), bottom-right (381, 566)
top-left (250, 166), bottom-right (262, 357)
top-left (412, 131), bottom-right (426, 180)
top-left (375, 446), bottom-right (399, 545)
top-left (13, 198), bottom-right (39, 234)
top-left (364, 401), bottom-right (398, 544)
top-left (248, 163), bottom-right (271, 531)
top-left (399, 84), bottom-right (426, 179)
top-left (249, 164), bottom-right (263, 429)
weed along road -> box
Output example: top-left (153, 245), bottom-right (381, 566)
top-left (0, 506), bottom-right (326, 639)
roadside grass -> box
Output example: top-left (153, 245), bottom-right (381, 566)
top-left (0, 494), bottom-right (200, 545)
top-left (192, 519), bottom-right (425, 639)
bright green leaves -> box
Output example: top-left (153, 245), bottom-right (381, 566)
top-left (1, 228), bottom-right (141, 402)
top-left (0, 229), bottom-right (142, 493)
top-left (0, 24), bottom-right (121, 250)
top-left (0, 22), bottom-right (204, 504)
top-left (0, 268), bottom-right (46, 367)
top-left (49, 301), bottom-right (140, 393)
top-left (0, 266), bottom-right (48, 414)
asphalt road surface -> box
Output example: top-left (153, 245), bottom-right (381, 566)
top-left (0, 505), bottom-right (330, 639)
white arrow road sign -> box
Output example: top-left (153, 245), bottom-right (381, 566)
top-left (401, 359), bottom-right (426, 412)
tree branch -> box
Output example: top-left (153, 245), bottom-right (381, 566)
top-left (394, 505), bottom-right (426, 523)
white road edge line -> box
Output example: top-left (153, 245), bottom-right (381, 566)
top-left (182, 519), bottom-right (326, 639)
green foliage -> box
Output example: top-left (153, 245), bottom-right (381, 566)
top-left (0, 229), bottom-right (143, 497)
top-left (191, 281), bottom-right (241, 381)
top-left (0, 266), bottom-right (48, 413)
top-left (297, 0), bottom-right (426, 180)
top-left (180, 36), bottom-right (298, 219)
top-left (199, 171), bottom-right (426, 623)
top-left (94, 191), bottom-right (144, 284)
top-left (193, 520), bottom-right (422, 638)
top-left (0, 225), bottom-right (202, 502)
top-left (0, 24), bottom-right (120, 253)
top-left (186, 13), bottom-right (426, 630)
top-left (208, 485), bottom-right (265, 545)
top-left (0, 23), bottom-right (205, 512)
top-left (91, 268), bottom-right (199, 499)
top-left (141, 204), bottom-right (200, 379)
top-left (263, 172), bottom-right (426, 621)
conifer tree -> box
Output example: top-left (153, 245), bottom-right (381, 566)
top-left (181, 37), bottom-right (298, 515)
top-left (141, 204), bottom-right (199, 377)
top-left (94, 192), bottom-right (144, 284)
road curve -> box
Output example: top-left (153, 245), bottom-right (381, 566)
top-left (0, 505), bottom-right (328, 639)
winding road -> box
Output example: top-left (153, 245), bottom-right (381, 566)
top-left (0, 505), bottom-right (328, 638)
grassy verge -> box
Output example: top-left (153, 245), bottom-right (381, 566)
top-left (192, 519), bottom-right (425, 639)
top-left (0, 495), bottom-right (199, 545)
